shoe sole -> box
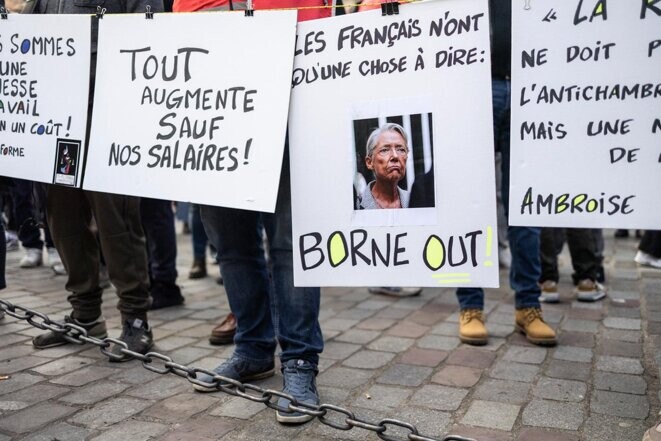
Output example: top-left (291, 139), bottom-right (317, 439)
top-left (576, 291), bottom-right (606, 302)
top-left (33, 332), bottom-right (108, 350)
top-left (193, 367), bottom-right (275, 392)
top-left (539, 293), bottom-right (560, 303)
top-left (459, 335), bottom-right (488, 346)
top-left (276, 410), bottom-right (315, 424)
top-left (515, 325), bottom-right (557, 346)
top-left (209, 335), bottom-right (235, 345)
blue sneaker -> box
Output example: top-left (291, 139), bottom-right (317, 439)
top-left (276, 359), bottom-right (319, 424)
top-left (193, 354), bottom-right (275, 392)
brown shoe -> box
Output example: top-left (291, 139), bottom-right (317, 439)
top-left (189, 259), bottom-right (207, 279)
top-left (459, 309), bottom-right (488, 345)
top-left (209, 313), bottom-right (236, 345)
top-left (515, 307), bottom-right (557, 346)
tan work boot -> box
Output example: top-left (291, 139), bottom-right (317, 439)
top-left (515, 307), bottom-right (557, 346)
top-left (459, 309), bottom-right (488, 345)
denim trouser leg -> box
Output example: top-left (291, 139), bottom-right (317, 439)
top-left (191, 204), bottom-right (208, 261)
top-left (200, 149), bottom-right (323, 365)
top-left (456, 288), bottom-right (485, 310)
top-left (497, 78), bottom-right (541, 310)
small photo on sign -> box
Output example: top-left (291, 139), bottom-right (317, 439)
top-left (53, 139), bottom-right (81, 187)
top-left (352, 113), bottom-right (435, 217)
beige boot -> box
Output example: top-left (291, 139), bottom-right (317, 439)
top-left (515, 307), bottom-right (557, 346)
top-left (459, 309), bottom-right (488, 345)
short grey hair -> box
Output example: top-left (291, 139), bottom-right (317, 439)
top-left (365, 123), bottom-right (408, 158)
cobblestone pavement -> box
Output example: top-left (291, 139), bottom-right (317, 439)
top-left (0, 229), bottom-right (657, 441)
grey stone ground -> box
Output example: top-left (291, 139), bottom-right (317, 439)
top-left (0, 228), bottom-right (657, 440)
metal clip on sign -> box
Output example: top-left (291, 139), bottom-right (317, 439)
top-left (145, 4), bottom-right (154, 19)
top-left (96, 6), bottom-right (106, 18)
top-left (1, 7), bottom-right (8, 19)
top-left (381, 0), bottom-right (399, 16)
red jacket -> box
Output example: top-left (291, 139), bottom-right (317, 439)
top-left (173, 0), bottom-right (331, 22)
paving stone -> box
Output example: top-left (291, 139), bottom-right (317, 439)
top-left (474, 379), bottom-right (530, 404)
top-left (603, 317), bottom-right (641, 330)
top-left (446, 347), bottom-right (496, 368)
top-left (581, 414), bottom-right (646, 441)
top-left (0, 355), bottom-right (50, 374)
top-left (367, 336), bottom-right (415, 353)
top-left (430, 321), bottom-right (457, 336)
top-left (342, 350), bottom-right (395, 369)
top-left (352, 385), bottom-right (412, 411)
top-left (590, 390), bottom-right (649, 419)
top-left (502, 346), bottom-right (547, 364)
top-left (0, 344), bottom-right (36, 362)
top-left (113, 365), bottom-right (161, 384)
top-left (143, 392), bottom-right (218, 423)
top-left (320, 341), bottom-right (361, 360)
top-left (461, 400), bottom-right (520, 431)
top-left (210, 395), bottom-right (265, 419)
top-left (602, 329), bottom-right (642, 342)
top-left (0, 402), bottom-right (76, 434)
top-left (50, 366), bottom-right (118, 386)
top-left (386, 321), bottom-right (429, 338)
top-left (596, 355), bottom-right (644, 374)
top-left (410, 385), bottom-right (468, 411)
top-left (60, 381), bottom-right (129, 405)
top-left (334, 329), bottom-right (380, 344)
top-left (0, 383), bottom-right (69, 406)
top-left (416, 335), bottom-right (460, 351)
top-left (566, 307), bottom-right (604, 321)
top-left (449, 425), bottom-right (512, 441)
top-left (159, 415), bottom-right (238, 441)
top-left (0, 372), bottom-right (44, 395)
top-left (90, 421), bottom-right (169, 441)
top-left (22, 422), bottom-right (92, 441)
top-left (322, 318), bottom-right (360, 332)
top-left (317, 367), bottom-right (374, 389)
top-left (557, 332), bottom-right (595, 348)
top-left (517, 428), bottom-right (579, 441)
top-left (608, 307), bottom-right (641, 319)
top-left (336, 307), bottom-right (376, 320)
top-left (31, 356), bottom-right (96, 376)
top-left (69, 397), bottom-right (153, 429)
top-left (488, 324), bottom-right (515, 338)
top-left (489, 360), bottom-right (540, 383)
top-left (309, 406), bottom-right (381, 440)
top-left (397, 407), bottom-right (451, 438)
top-left (432, 365), bottom-right (482, 388)
top-left (377, 364), bottom-right (432, 387)
top-left (552, 346), bottom-right (593, 363)
top-left (544, 360), bottom-right (591, 382)
top-left (597, 339), bottom-right (643, 358)
top-left (593, 372), bottom-right (646, 395)
top-left (561, 319), bottom-right (599, 333)
top-left (125, 375), bottom-right (190, 399)
top-left (532, 377), bottom-right (586, 402)
top-left (521, 399), bottom-right (584, 430)
top-left (399, 348), bottom-right (448, 367)
top-left (356, 318), bottom-right (396, 331)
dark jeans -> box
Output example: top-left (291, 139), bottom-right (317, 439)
top-left (140, 198), bottom-right (178, 286)
top-left (191, 204), bottom-right (208, 261)
top-left (640, 231), bottom-right (661, 258)
top-left (0, 220), bottom-right (5, 290)
top-left (47, 186), bottom-right (150, 321)
top-left (457, 78), bottom-right (541, 310)
top-left (540, 228), bottom-right (599, 284)
top-left (201, 149), bottom-right (323, 364)
top-left (11, 178), bottom-right (54, 250)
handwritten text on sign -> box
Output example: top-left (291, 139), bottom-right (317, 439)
top-left (510, 0), bottom-right (661, 228)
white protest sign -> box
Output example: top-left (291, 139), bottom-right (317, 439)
top-left (84, 11), bottom-right (297, 212)
top-left (290, 0), bottom-right (499, 287)
top-left (0, 15), bottom-right (90, 187)
top-left (510, 0), bottom-right (661, 228)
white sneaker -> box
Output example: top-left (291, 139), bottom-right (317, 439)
top-left (19, 248), bottom-right (43, 268)
top-left (635, 250), bottom-right (661, 269)
top-left (368, 287), bottom-right (422, 297)
top-left (498, 246), bottom-right (511, 269)
top-left (539, 280), bottom-right (560, 303)
top-left (5, 231), bottom-right (18, 252)
top-left (47, 247), bottom-right (66, 275)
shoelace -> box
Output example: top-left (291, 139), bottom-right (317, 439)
top-left (520, 308), bottom-right (542, 325)
top-left (460, 309), bottom-right (483, 324)
top-left (283, 363), bottom-right (315, 397)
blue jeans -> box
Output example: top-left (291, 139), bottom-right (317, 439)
top-left (200, 149), bottom-right (323, 364)
top-left (457, 78), bottom-right (541, 310)
top-left (191, 204), bottom-right (208, 261)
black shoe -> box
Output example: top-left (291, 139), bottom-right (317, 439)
top-left (149, 282), bottom-right (184, 310)
top-left (33, 315), bottom-right (107, 349)
top-left (109, 318), bottom-right (153, 362)
top-left (614, 229), bottom-right (629, 238)
top-left (193, 354), bottom-right (275, 392)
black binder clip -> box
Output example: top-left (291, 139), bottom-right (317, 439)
top-left (381, 0), bottom-right (399, 16)
top-left (1, 7), bottom-right (8, 19)
top-left (145, 5), bottom-right (154, 19)
top-left (96, 6), bottom-right (106, 18)
top-left (244, 8), bottom-right (254, 16)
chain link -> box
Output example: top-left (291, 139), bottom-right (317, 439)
top-left (0, 299), bottom-right (474, 441)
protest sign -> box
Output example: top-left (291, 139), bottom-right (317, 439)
top-left (289, 0), bottom-right (498, 287)
top-left (0, 15), bottom-right (90, 187)
top-left (510, 0), bottom-right (661, 228)
top-left (84, 11), bottom-right (297, 212)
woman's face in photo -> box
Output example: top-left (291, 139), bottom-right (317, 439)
top-left (366, 129), bottom-right (408, 184)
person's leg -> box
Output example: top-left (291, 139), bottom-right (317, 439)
top-left (566, 228), bottom-right (599, 283)
top-left (639, 231), bottom-right (661, 258)
top-left (189, 204), bottom-right (208, 279)
top-left (456, 287), bottom-right (487, 345)
top-left (140, 198), bottom-right (182, 308)
top-left (0, 217), bottom-right (6, 291)
top-left (12, 179), bottom-right (44, 268)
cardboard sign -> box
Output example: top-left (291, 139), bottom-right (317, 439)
top-left (289, 0), bottom-right (499, 287)
top-left (0, 15), bottom-right (90, 187)
top-left (510, 0), bottom-right (661, 228)
top-left (85, 11), bottom-right (297, 212)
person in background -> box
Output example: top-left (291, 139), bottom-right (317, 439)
top-left (635, 231), bottom-right (661, 269)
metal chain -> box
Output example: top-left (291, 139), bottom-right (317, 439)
top-left (0, 299), bottom-right (474, 441)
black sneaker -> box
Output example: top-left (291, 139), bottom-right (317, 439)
top-left (109, 318), bottom-right (153, 362)
top-left (149, 282), bottom-right (185, 310)
top-left (33, 315), bottom-right (107, 349)
top-left (193, 354), bottom-right (275, 392)
top-left (276, 359), bottom-right (319, 424)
